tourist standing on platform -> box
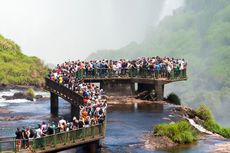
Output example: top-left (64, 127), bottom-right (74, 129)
top-left (15, 128), bottom-right (22, 151)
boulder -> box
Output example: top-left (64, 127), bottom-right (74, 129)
top-left (13, 92), bottom-right (25, 99)
top-left (2, 92), bottom-right (34, 101)
top-left (173, 106), bottom-right (197, 118)
top-left (2, 95), bottom-right (14, 100)
top-left (143, 133), bottom-right (177, 150)
top-left (35, 95), bottom-right (43, 99)
top-left (26, 96), bottom-right (34, 101)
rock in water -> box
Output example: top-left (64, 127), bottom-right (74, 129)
top-left (2, 92), bottom-right (34, 101)
top-left (13, 92), bottom-right (25, 99)
top-left (213, 142), bottom-right (230, 153)
top-left (143, 133), bottom-right (177, 150)
top-left (35, 95), bottom-right (43, 99)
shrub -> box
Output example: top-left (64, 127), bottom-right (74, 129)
top-left (153, 120), bottom-right (197, 144)
top-left (26, 88), bottom-right (35, 98)
top-left (196, 104), bottom-right (213, 121)
top-left (219, 128), bottom-right (230, 138)
top-left (196, 104), bottom-right (230, 138)
top-left (203, 119), bottom-right (221, 133)
top-left (154, 123), bottom-right (170, 136)
top-left (167, 93), bottom-right (181, 105)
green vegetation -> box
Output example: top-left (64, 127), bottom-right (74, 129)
top-left (0, 35), bottom-right (47, 86)
top-left (87, 0), bottom-right (230, 125)
top-left (196, 104), bottom-right (230, 138)
top-left (195, 104), bottom-right (213, 121)
top-left (26, 88), bottom-right (35, 98)
top-left (167, 93), bottom-right (181, 105)
top-left (154, 120), bottom-right (197, 144)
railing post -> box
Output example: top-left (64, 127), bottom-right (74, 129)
top-left (14, 137), bottom-right (16, 153)
top-left (44, 137), bottom-right (47, 150)
top-left (92, 126), bottom-right (95, 138)
top-left (54, 134), bottom-right (57, 148)
top-left (84, 128), bottom-right (86, 139)
top-left (0, 140), bottom-right (1, 153)
top-left (64, 133), bottom-right (67, 145)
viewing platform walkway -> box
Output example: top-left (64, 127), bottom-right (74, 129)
top-left (0, 124), bottom-right (105, 153)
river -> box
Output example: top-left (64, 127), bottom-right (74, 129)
top-left (0, 89), bottom-right (228, 153)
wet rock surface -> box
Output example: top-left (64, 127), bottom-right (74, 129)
top-left (172, 105), bottom-right (197, 118)
top-left (107, 96), bottom-right (165, 105)
top-left (0, 107), bottom-right (28, 121)
top-left (2, 92), bottom-right (43, 101)
top-left (213, 142), bottom-right (230, 153)
top-left (142, 132), bottom-right (177, 150)
top-left (0, 115), bottom-right (28, 121)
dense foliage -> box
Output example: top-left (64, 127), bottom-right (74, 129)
top-left (196, 104), bottom-right (230, 138)
top-left (153, 120), bottom-right (197, 144)
top-left (167, 93), bottom-right (181, 105)
top-left (0, 35), bottom-right (48, 86)
top-left (87, 0), bottom-right (230, 125)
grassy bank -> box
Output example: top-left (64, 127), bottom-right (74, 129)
top-left (154, 120), bottom-right (198, 144)
top-left (0, 35), bottom-right (48, 86)
top-left (153, 104), bottom-right (230, 145)
top-left (196, 104), bottom-right (230, 138)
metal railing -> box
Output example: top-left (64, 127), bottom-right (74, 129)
top-left (0, 137), bottom-right (16, 153)
top-left (59, 68), bottom-right (187, 80)
top-left (31, 124), bottom-right (104, 152)
top-left (0, 124), bottom-right (104, 153)
top-left (45, 78), bottom-right (83, 102)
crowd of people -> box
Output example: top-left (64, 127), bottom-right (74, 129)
top-left (15, 89), bottom-right (106, 150)
top-left (15, 56), bottom-right (187, 150)
top-left (15, 60), bottom-right (108, 150)
top-left (48, 56), bottom-right (187, 85)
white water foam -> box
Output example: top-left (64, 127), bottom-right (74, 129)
top-left (0, 89), bottom-right (19, 97)
top-left (35, 91), bottom-right (50, 98)
top-left (185, 117), bottom-right (213, 135)
top-left (0, 89), bottom-right (49, 107)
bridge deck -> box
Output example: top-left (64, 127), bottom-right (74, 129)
top-left (45, 78), bottom-right (83, 105)
top-left (83, 77), bottom-right (187, 84)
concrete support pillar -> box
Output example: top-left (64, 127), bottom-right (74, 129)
top-left (85, 140), bottom-right (99, 153)
top-left (50, 92), bottom-right (58, 117)
top-left (71, 104), bottom-right (79, 119)
top-left (155, 82), bottom-right (164, 101)
top-left (130, 83), bottom-right (135, 94)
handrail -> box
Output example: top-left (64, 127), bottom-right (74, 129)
top-left (31, 124), bottom-right (104, 152)
top-left (45, 78), bottom-right (83, 103)
top-left (0, 124), bottom-right (105, 153)
top-left (54, 67), bottom-right (187, 80)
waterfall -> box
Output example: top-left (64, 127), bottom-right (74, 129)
top-left (185, 117), bottom-right (213, 135)
top-left (157, 0), bottom-right (184, 25)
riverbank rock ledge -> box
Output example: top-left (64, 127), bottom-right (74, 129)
top-left (0, 115), bottom-right (28, 121)
top-left (2, 92), bottom-right (43, 101)
top-left (143, 133), bottom-right (177, 150)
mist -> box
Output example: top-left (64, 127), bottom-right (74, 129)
top-left (84, 0), bottom-right (230, 127)
top-left (0, 0), bottom-right (166, 64)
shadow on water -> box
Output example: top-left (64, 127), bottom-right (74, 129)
top-left (107, 103), bottom-right (164, 113)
